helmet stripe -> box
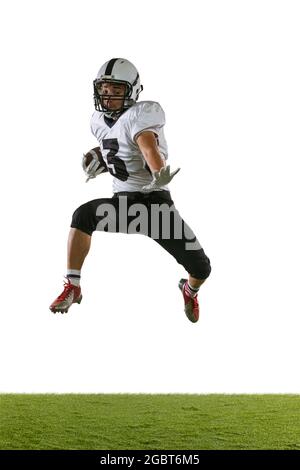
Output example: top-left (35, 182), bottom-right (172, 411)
top-left (105, 58), bottom-right (119, 75)
top-left (132, 73), bottom-right (139, 86)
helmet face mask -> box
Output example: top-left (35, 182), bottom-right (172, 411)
top-left (93, 78), bottom-right (133, 117)
top-left (93, 58), bottom-right (143, 118)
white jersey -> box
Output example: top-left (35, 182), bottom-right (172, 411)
top-left (90, 101), bottom-right (169, 193)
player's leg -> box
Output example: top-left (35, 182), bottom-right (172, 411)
top-left (67, 228), bottom-right (91, 270)
top-left (157, 234), bottom-right (211, 322)
top-left (155, 238), bottom-right (211, 323)
top-left (146, 191), bottom-right (211, 323)
top-left (50, 197), bottom-right (119, 314)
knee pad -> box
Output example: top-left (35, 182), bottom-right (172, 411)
top-left (186, 249), bottom-right (212, 280)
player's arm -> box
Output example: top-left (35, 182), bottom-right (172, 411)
top-left (135, 131), bottom-right (165, 172)
top-left (136, 131), bottom-right (180, 192)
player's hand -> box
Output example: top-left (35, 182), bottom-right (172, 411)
top-left (142, 165), bottom-right (180, 192)
top-left (82, 153), bottom-right (106, 183)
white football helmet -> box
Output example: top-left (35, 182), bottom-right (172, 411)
top-left (93, 58), bottom-right (143, 118)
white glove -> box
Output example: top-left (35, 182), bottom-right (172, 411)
top-left (142, 165), bottom-right (180, 192)
top-left (82, 153), bottom-right (106, 183)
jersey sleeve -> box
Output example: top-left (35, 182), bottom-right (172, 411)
top-left (129, 102), bottom-right (166, 142)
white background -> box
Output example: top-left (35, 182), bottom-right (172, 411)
top-left (0, 0), bottom-right (299, 393)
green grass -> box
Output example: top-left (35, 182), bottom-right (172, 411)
top-left (1, 394), bottom-right (300, 450)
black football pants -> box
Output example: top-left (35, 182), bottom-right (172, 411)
top-left (71, 190), bottom-right (211, 280)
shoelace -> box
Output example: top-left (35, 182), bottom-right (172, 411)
top-left (56, 280), bottom-right (75, 302)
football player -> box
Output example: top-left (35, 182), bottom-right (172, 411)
top-left (50, 58), bottom-right (211, 322)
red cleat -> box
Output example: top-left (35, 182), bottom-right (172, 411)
top-left (49, 278), bottom-right (82, 314)
top-left (178, 278), bottom-right (199, 323)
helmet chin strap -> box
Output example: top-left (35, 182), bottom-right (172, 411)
top-left (104, 110), bottom-right (121, 120)
top-left (103, 98), bottom-right (134, 119)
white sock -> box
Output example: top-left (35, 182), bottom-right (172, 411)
top-left (185, 281), bottom-right (200, 298)
top-left (67, 269), bottom-right (81, 287)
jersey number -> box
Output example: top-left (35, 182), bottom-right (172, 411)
top-left (102, 138), bottom-right (129, 181)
